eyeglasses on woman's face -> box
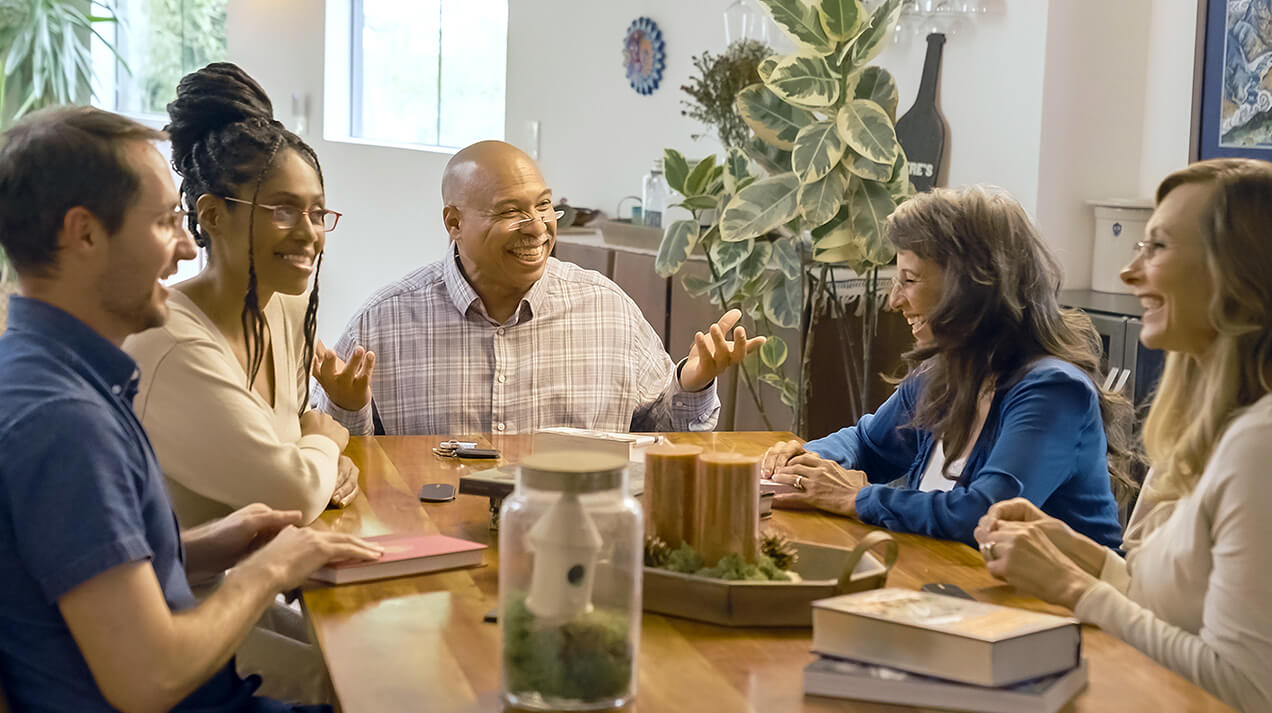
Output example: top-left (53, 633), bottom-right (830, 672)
top-left (222, 196), bottom-right (342, 232)
top-left (1132, 239), bottom-right (1167, 262)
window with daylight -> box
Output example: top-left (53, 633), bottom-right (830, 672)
top-left (91, 0), bottom-right (229, 118)
top-left (350, 0), bottom-right (507, 149)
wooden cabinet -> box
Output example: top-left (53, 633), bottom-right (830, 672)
top-left (612, 251), bottom-right (668, 349)
top-left (552, 240), bottom-right (613, 279)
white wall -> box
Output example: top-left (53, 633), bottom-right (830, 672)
top-left (1034, 0), bottom-right (1152, 289)
top-left (873, 3), bottom-right (1050, 218)
top-left (1138, 0), bottom-right (1203, 197)
top-left (505, 0), bottom-right (732, 217)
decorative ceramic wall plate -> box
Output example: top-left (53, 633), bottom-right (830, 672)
top-left (623, 16), bottom-right (665, 96)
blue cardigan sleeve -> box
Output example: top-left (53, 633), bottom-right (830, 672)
top-left (854, 367), bottom-right (1099, 545)
top-left (804, 377), bottom-right (921, 484)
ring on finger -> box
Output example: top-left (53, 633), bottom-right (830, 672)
top-left (794, 475), bottom-right (806, 490)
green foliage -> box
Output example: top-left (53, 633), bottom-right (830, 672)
top-left (0, 0), bottom-right (125, 123)
top-left (657, 0), bottom-right (908, 428)
top-left (663, 542), bottom-right (705, 574)
top-left (648, 542), bottom-right (792, 582)
top-left (130, 0), bottom-right (227, 115)
top-left (766, 53), bottom-right (840, 108)
top-left (719, 173), bottom-right (800, 243)
top-left (760, 334), bottom-right (788, 369)
top-left (697, 552), bottom-right (791, 581)
top-left (736, 83), bottom-right (814, 150)
top-left (792, 119), bottom-right (847, 184)
top-left (654, 219), bottom-right (699, 278)
top-left (679, 39), bottom-right (774, 149)
top-left (765, 0), bottom-right (833, 54)
top-left (846, 66), bottom-right (899, 121)
top-left (502, 594), bottom-right (633, 703)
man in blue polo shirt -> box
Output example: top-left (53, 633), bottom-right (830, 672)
top-left (0, 107), bottom-right (382, 713)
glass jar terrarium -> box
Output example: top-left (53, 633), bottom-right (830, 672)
top-left (498, 451), bottom-right (643, 711)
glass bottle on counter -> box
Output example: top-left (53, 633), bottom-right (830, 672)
top-left (641, 159), bottom-right (668, 229)
top-left (499, 451), bottom-right (643, 711)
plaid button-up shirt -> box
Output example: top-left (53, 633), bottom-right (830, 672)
top-left (313, 249), bottom-right (719, 436)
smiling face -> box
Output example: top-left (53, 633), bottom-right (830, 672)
top-left (889, 249), bottom-right (946, 346)
top-left (1120, 181), bottom-right (1217, 356)
top-left (447, 150), bottom-right (556, 300)
top-left (214, 148), bottom-right (326, 297)
top-left (96, 141), bottom-right (198, 335)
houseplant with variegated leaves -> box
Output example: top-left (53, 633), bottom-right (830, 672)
top-left (656, 0), bottom-right (911, 432)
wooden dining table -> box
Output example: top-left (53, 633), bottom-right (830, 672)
top-left (303, 433), bottom-right (1235, 713)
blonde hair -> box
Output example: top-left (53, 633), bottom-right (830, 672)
top-left (1142, 159), bottom-right (1272, 498)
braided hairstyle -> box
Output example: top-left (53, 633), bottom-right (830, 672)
top-left (166, 62), bottom-right (324, 416)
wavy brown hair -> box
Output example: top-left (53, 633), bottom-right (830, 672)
top-left (887, 186), bottom-right (1135, 494)
top-left (1142, 159), bottom-right (1272, 499)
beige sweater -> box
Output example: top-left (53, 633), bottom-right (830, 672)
top-left (124, 290), bottom-right (339, 526)
top-left (1074, 394), bottom-right (1272, 713)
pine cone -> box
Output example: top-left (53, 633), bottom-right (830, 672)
top-left (644, 535), bottom-right (672, 568)
top-left (760, 533), bottom-right (798, 571)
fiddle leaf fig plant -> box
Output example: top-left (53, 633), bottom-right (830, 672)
top-left (657, 0), bottom-right (911, 430)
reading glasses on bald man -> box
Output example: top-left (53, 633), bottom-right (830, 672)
top-left (222, 196), bottom-right (342, 232)
top-left (502, 208), bottom-right (566, 232)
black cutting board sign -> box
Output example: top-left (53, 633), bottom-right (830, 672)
top-left (895, 33), bottom-right (948, 193)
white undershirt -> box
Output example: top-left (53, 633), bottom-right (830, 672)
top-left (918, 440), bottom-right (965, 492)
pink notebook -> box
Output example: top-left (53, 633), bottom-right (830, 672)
top-left (310, 533), bottom-right (486, 585)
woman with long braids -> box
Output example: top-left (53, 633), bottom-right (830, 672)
top-left (124, 62), bottom-right (370, 702)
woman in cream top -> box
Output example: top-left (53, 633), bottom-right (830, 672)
top-left (975, 159), bottom-right (1272, 713)
top-left (123, 64), bottom-right (370, 530)
top-left (127, 289), bottom-right (340, 526)
top-left (122, 63), bottom-right (374, 705)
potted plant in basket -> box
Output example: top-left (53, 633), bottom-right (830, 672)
top-left (656, 0), bottom-right (911, 434)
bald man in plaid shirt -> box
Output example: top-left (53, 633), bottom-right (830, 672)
top-left (311, 141), bottom-right (764, 436)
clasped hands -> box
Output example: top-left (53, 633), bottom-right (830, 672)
top-left (973, 498), bottom-right (1101, 610)
top-left (760, 440), bottom-right (868, 517)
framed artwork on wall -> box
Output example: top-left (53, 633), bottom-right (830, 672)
top-left (1194, 0), bottom-right (1272, 160)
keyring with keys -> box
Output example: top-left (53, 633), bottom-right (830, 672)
top-left (434, 440), bottom-right (500, 459)
top-left (433, 440), bottom-right (478, 457)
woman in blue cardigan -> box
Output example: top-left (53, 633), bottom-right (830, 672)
top-left (763, 186), bottom-right (1128, 549)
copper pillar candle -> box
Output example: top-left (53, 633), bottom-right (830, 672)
top-left (693, 452), bottom-right (760, 565)
top-left (643, 443), bottom-right (703, 547)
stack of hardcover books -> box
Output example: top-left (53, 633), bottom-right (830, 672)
top-left (804, 588), bottom-right (1088, 713)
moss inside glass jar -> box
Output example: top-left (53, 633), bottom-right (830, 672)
top-left (502, 593), bottom-right (633, 703)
